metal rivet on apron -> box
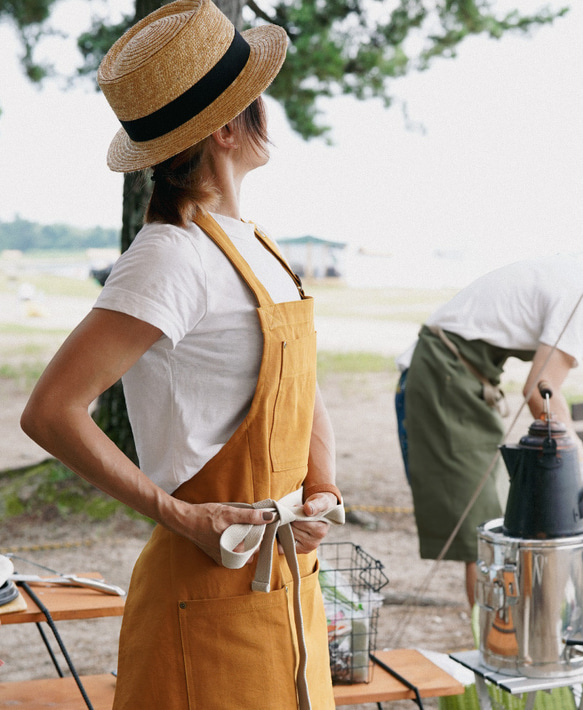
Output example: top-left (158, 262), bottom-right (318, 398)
top-left (179, 602), bottom-right (186, 609)
top-left (283, 341), bottom-right (287, 348)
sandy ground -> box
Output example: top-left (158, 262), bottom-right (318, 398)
top-left (0, 287), bottom-right (574, 709)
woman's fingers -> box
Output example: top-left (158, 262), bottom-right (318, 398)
top-left (303, 491), bottom-right (338, 516)
top-left (291, 519), bottom-right (330, 553)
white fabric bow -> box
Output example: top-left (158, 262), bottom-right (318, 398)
top-left (220, 487), bottom-right (344, 583)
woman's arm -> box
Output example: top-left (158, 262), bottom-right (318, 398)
top-left (305, 384), bottom-right (338, 505)
top-left (292, 384), bottom-right (340, 552)
top-left (21, 308), bottom-right (275, 564)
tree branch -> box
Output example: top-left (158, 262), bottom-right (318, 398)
top-left (246, 0), bottom-right (274, 25)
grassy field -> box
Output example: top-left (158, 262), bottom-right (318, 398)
top-left (0, 252), bottom-right (103, 297)
top-left (306, 281), bottom-right (456, 322)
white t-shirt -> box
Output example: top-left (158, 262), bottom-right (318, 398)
top-left (94, 213), bottom-right (301, 494)
top-left (398, 254), bottom-right (583, 370)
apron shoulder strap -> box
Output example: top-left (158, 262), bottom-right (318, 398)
top-left (192, 210), bottom-right (275, 307)
top-left (248, 222), bottom-right (306, 299)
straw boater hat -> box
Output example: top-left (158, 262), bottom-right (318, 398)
top-left (98, 0), bottom-right (288, 173)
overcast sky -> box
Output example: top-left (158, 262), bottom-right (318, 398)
top-left (0, 0), bottom-right (582, 270)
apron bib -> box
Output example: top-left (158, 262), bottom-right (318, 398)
top-left (113, 212), bottom-right (334, 710)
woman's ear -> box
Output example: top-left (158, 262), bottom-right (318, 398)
top-left (211, 123), bottom-right (239, 150)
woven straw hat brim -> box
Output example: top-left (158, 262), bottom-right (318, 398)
top-left (106, 24), bottom-right (287, 173)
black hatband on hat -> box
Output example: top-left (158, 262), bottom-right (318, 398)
top-left (121, 29), bottom-right (251, 143)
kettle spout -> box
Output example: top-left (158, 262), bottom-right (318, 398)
top-left (499, 444), bottom-right (522, 480)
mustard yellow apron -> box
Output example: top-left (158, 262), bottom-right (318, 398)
top-left (112, 211), bottom-right (334, 710)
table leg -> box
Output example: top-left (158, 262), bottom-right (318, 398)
top-left (369, 653), bottom-right (425, 709)
top-left (35, 621), bottom-right (65, 676)
top-left (523, 693), bottom-right (536, 710)
top-left (475, 675), bottom-right (493, 710)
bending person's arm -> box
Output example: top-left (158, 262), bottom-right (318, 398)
top-left (523, 343), bottom-right (583, 458)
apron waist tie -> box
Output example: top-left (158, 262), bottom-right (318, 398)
top-left (219, 488), bottom-right (345, 710)
top-left (427, 325), bottom-right (509, 416)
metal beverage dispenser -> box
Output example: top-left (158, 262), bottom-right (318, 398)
top-left (476, 382), bottom-right (583, 678)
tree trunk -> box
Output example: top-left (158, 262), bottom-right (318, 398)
top-left (215, 0), bottom-right (244, 29)
top-left (94, 0), bottom-right (243, 462)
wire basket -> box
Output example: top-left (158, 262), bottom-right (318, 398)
top-left (318, 541), bottom-right (389, 684)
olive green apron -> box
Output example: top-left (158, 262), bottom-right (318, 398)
top-left (112, 211), bottom-right (335, 710)
top-left (406, 325), bottom-right (534, 561)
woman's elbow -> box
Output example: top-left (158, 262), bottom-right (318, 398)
top-left (20, 392), bottom-right (57, 446)
top-left (21, 400), bottom-right (41, 442)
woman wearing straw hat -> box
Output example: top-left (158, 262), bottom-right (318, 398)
top-left (21, 1), bottom-right (344, 708)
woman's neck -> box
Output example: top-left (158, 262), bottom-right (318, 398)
top-left (212, 192), bottom-right (241, 220)
top-left (206, 149), bottom-right (244, 220)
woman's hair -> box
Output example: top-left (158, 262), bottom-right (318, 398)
top-left (145, 97), bottom-right (269, 227)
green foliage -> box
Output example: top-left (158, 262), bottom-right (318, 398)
top-left (0, 459), bottom-right (97, 519)
top-left (1, 0), bottom-right (568, 139)
top-left (419, 1), bottom-right (569, 66)
top-left (0, 0), bottom-right (53, 25)
top-left (0, 458), bottom-right (152, 522)
top-left (262, 0), bottom-right (568, 138)
top-left (7, 270), bottom-right (103, 297)
top-left (74, 0), bottom-right (571, 138)
top-left (0, 0), bottom-right (58, 83)
top-left (308, 282), bottom-right (457, 319)
top-left (0, 216), bottom-right (119, 252)
top-left (317, 350), bottom-right (395, 375)
top-left (0, 361), bottom-right (45, 389)
top-left (76, 17), bottom-right (133, 79)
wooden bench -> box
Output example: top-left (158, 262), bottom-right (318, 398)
top-left (0, 674), bottom-right (116, 709)
top-left (334, 649), bottom-right (464, 706)
top-left (0, 650), bottom-right (464, 708)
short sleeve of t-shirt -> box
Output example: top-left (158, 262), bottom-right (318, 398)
top-left (538, 280), bottom-right (583, 366)
top-left (94, 224), bottom-right (206, 347)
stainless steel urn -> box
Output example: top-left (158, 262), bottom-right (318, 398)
top-left (476, 518), bottom-right (583, 677)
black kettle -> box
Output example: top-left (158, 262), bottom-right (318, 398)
top-left (500, 381), bottom-right (583, 539)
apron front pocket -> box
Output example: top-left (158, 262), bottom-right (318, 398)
top-left (178, 587), bottom-right (299, 710)
top-left (270, 333), bottom-right (317, 472)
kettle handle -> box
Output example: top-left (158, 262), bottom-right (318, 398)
top-left (539, 381), bottom-right (553, 436)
